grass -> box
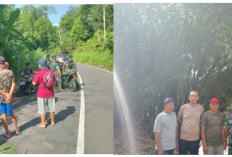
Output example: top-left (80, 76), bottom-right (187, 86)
top-left (73, 49), bottom-right (113, 72)
top-left (0, 143), bottom-right (17, 154)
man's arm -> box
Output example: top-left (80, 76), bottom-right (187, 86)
top-left (175, 127), bottom-right (179, 150)
top-left (21, 68), bottom-right (25, 76)
top-left (225, 126), bottom-right (228, 139)
top-left (0, 89), bottom-right (8, 97)
top-left (221, 126), bottom-right (227, 150)
top-left (201, 127), bottom-right (208, 152)
top-left (154, 132), bottom-right (163, 155)
top-left (177, 116), bottom-right (183, 125)
top-left (57, 67), bottom-right (61, 77)
top-left (6, 82), bottom-right (15, 103)
top-left (32, 81), bottom-right (37, 85)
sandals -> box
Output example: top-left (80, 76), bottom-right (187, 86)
top-left (37, 124), bottom-right (46, 128)
top-left (16, 131), bottom-right (22, 135)
top-left (2, 133), bottom-right (10, 138)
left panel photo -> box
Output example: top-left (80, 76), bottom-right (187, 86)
top-left (0, 4), bottom-right (113, 154)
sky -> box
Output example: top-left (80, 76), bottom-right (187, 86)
top-left (14, 4), bottom-right (80, 26)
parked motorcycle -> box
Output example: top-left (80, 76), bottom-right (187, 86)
top-left (16, 71), bottom-right (37, 97)
top-left (62, 72), bottom-right (79, 92)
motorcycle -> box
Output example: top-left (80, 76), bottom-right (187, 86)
top-left (16, 71), bottom-right (37, 97)
top-left (62, 72), bottom-right (79, 92)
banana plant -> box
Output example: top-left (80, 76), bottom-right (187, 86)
top-left (0, 7), bottom-right (32, 58)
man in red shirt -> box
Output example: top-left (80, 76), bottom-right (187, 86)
top-left (32, 58), bottom-right (56, 128)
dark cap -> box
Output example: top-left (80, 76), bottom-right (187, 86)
top-left (26, 62), bottom-right (30, 66)
top-left (164, 97), bottom-right (175, 105)
top-left (36, 58), bottom-right (49, 70)
top-left (0, 56), bottom-right (6, 68)
top-left (69, 55), bottom-right (73, 59)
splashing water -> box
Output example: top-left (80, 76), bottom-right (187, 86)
top-left (114, 68), bottom-right (138, 154)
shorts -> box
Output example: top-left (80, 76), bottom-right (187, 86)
top-left (37, 96), bottom-right (55, 114)
top-left (0, 103), bottom-right (13, 115)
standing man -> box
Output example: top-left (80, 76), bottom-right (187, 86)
top-left (201, 98), bottom-right (226, 155)
top-left (153, 97), bottom-right (178, 155)
top-left (49, 56), bottom-right (62, 91)
top-left (177, 90), bottom-right (204, 155)
top-left (21, 62), bottom-right (33, 93)
top-left (32, 58), bottom-right (56, 128)
top-left (0, 56), bottom-right (21, 137)
top-left (225, 104), bottom-right (232, 155)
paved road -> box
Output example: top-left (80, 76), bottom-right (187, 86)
top-left (0, 63), bottom-right (113, 154)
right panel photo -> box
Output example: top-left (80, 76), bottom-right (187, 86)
top-left (114, 3), bottom-right (232, 155)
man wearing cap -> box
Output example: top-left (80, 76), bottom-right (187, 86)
top-left (49, 56), bottom-right (62, 91)
top-left (32, 58), bottom-right (56, 128)
top-left (0, 56), bottom-right (21, 137)
top-left (21, 62), bottom-right (33, 93)
top-left (201, 98), bottom-right (226, 155)
top-left (153, 97), bottom-right (178, 155)
top-left (177, 90), bottom-right (204, 155)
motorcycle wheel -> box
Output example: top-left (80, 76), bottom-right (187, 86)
top-left (30, 85), bottom-right (36, 94)
top-left (69, 79), bottom-right (77, 92)
top-left (15, 88), bottom-right (22, 98)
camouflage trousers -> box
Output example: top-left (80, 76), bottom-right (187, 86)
top-left (63, 68), bottom-right (76, 75)
top-left (229, 135), bottom-right (232, 155)
top-left (55, 75), bottom-right (62, 85)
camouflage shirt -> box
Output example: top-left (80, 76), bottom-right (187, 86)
top-left (49, 61), bottom-right (59, 76)
top-left (226, 111), bottom-right (232, 135)
top-left (0, 69), bottom-right (15, 104)
top-left (63, 59), bottom-right (72, 75)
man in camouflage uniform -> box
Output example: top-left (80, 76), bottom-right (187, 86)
top-left (62, 55), bottom-right (77, 85)
top-left (225, 106), bottom-right (232, 155)
top-left (49, 56), bottom-right (62, 91)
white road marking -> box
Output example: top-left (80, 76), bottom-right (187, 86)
top-left (76, 72), bottom-right (85, 154)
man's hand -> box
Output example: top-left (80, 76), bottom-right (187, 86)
top-left (158, 149), bottom-right (164, 155)
top-left (224, 141), bottom-right (227, 150)
top-left (6, 93), bottom-right (12, 103)
top-left (175, 142), bottom-right (179, 150)
top-left (203, 144), bottom-right (208, 153)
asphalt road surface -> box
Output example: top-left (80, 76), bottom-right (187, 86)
top-left (0, 63), bottom-right (113, 154)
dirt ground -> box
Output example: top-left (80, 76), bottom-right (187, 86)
top-left (114, 125), bottom-right (156, 155)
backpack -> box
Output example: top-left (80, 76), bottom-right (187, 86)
top-left (39, 70), bottom-right (54, 88)
top-left (68, 60), bottom-right (74, 69)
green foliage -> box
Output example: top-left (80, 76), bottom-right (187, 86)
top-left (20, 5), bottom-right (56, 21)
top-left (60, 14), bottom-right (74, 32)
top-left (0, 143), bottom-right (17, 154)
top-left (7, 9), bottom-right (20, 28)
top-left (73, 49), bottom-right (113, 71)
top-left (34, 17), bottom-right (56, 51)
top-left (70, 16), bottom-right (94, 42)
